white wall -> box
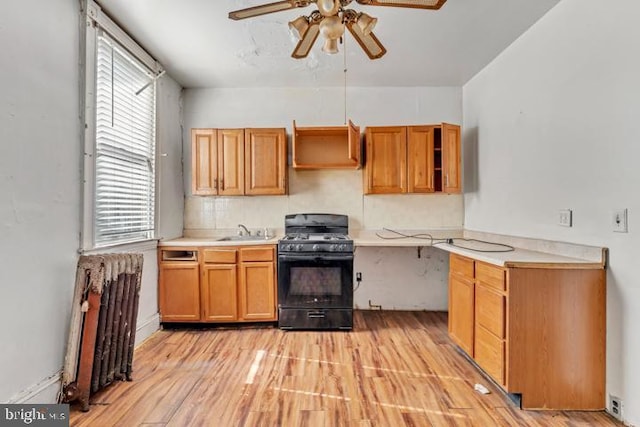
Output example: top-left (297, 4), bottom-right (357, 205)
top-left (182, 87), bottom-right (462, 310)
top-left (0, 1), bottom-right (183, 403)
top-left (462, 0), bottom-right (639, 423)
top-left (0, 0), bottom-right (81, 403)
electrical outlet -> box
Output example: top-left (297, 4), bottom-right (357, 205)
top-left (356, 272), bottom-right (362, 282)
top-left (612, 209), bottom-right (628, 233)
top-left (558, 209), bottom-right (572, 227)
top-left (609, 395), bottom-right (623, 421)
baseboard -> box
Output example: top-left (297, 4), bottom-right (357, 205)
top-left (135, 312), bottom-right (160, 346)
top-left (7, 371), bottom-right (62, 404)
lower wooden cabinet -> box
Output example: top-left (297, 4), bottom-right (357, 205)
top-left (159, 245), bottom-right (277, 323)
top-left (448, 253), bottom-right (606, 410)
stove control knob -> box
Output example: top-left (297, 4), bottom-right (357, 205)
top-left (286, 244), bottom-right (295, 251)
top-left (312, 244), bottom-right (320, 251)
top-left (338, 244), bottom-right (345, 251)
top-left (329, 244), bottom-right (337, 252)
top-left (296, 244), bottom-right (303, 251)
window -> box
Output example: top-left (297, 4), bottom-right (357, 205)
top-left (93, 32), bottom-right (156, 246)
top-left (81, 0), bottom-right (163, 250)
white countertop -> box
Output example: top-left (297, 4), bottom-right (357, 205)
top-left (160, 228), bottom-right (606, 269)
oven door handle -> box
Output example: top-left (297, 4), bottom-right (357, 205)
top-left (278, 254), bottom-right (354, 262)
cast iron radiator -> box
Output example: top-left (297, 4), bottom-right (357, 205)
top-left (60, 253), bottom-right (144, 411)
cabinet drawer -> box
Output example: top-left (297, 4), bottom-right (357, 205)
top-left (240, 247), bottom-right (274, 262)
top-left (450, 254), bottom-right (474, 279)
top-left (476, 262), bottom-right (506, 291)
top-left (203, 249), bottom-right (237, 264)
top-left (475, 325), bottom-right (505, 385)
top-left (475, 285), bottom-right (505, 338)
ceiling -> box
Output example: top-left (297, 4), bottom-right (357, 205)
top-left (97, 0), bottom-right (561, 88)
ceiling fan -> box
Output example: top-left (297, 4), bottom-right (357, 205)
top-left (229, 0), bottom-right (447, 60)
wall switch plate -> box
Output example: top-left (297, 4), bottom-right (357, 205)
top-left (558, 209), bottom-right (572, 227)
top-left (612, 209), bottom-right (628, 233)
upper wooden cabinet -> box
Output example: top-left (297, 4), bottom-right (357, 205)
top-left (364, 123), bottom-right (461, 195)
top-left (191, 127), bottom-right (287, 196)
top-left (191, 129), bottom-right (217, 196)
top-left (364, 126), bottom-right (407, 194)
top-left (292, 120), bottom-right (361, 169)
top-left (244, 128), bottom-right (287, 195)
top-left (217, 129), bottom-right (245, 196)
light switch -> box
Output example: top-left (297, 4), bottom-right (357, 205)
top-left (612, 209), bottom-right (628, 233)
top-left (558, 209), bottom-right (572, 227)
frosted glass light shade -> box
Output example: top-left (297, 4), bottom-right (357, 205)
top-left (319, 16), bottom-right (345, 40)
top-left (288, 16), bottom-right (309, 40)
top-left (322, 38), bottom-right (339, 54)
top-left (356, 13), bottom-right (377, 36)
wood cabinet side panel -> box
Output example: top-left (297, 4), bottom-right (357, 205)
top-left (507, 268), bottom-right (606, 409)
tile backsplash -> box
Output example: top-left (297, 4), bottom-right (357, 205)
top-left (184, 168), bottom-right (463, 235)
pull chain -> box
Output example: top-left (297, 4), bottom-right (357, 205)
top-left (343, 35), bottom-right (347, 125)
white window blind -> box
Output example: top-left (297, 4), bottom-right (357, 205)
top-left (94, 31), bottom-right (156, 246)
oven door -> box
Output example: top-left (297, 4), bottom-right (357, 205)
top-left (277, 253), bottom-right (353, 309)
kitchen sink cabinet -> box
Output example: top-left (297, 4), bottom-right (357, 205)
top-left (201, 248), bottom-right (239, 321)
top-left (158, 248), bottom-right (201, 321)
top-left (448, 253), bottom-right (606, 410)
top-left (159, 245), bottom-right (277, 324)
top-left (191, 127), bottom-right (287, 196)
top-left (364, 123), bottom-right (461, 194)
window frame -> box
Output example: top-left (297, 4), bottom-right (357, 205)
top-left (81, 0), bottom-right (163, 251)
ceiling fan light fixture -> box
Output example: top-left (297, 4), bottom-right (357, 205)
top-left (356, 12), bottom-right (377, 36)
top-left (317, 0), bottom-right (340, 17)
top-left (322, 38), bottom-right (340, 54)
top-left (288, 16), bottom-right (309, 40)
top-left (319, 15), bottom-right (345, 40)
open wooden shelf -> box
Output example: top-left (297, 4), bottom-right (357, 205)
top-left (292, 120), bottom-right (361, 169)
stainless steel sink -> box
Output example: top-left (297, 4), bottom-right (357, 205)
top-left (216, 235), bottom-right (276, 242)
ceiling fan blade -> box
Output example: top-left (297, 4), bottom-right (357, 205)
top-left (346, 21), bottom-right (386, 60)
top-left (355, 0), bottom-right (447, 10)
top-left (229, 1), bottom-right (309, 20)
top-left (291, 22), bottom-right (320, 59)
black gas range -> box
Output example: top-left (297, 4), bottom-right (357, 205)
top-left (277, 214), bottom-right (354, 330)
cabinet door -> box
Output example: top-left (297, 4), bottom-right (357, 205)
top-left (448, 273), bottom-right (475, 356)
top-left (442, 123), bottom-right (461, 194)
top-left (348, 119), bottom-right (361, 163)
top-left (191, 129), bottom-right (218, 195)
top-left (365, 126), bottom-right (407, 194)
top-left (217, 129), bottom-right (245, 196)
top-left (407, 126), bottom-right (435, 193)
top-left (244, 128), bottom-right (287, 195)
top-left (239, 262), bottom-right (276, 321)
top-left (159, 262), bottom-right (200, 321)
top-left (201, 264), bottom-right (238, 322)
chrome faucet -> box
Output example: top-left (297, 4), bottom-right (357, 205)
top-left (237, 224), bottom-right (250, 236)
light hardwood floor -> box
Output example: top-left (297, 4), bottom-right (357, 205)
top-left (70, 311), bottom-right (621, 426)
